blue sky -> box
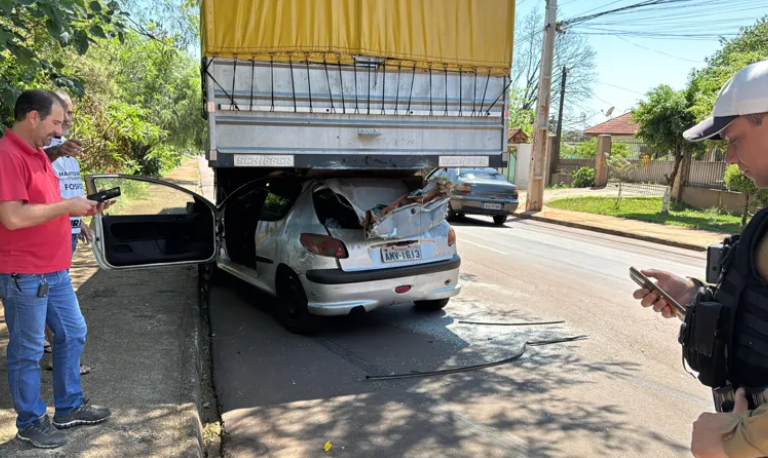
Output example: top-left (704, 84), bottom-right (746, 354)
top-left (514, 0), bottom-right (766, 129)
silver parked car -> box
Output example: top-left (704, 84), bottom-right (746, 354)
top-left (84, 174), bottom-right (462, 334)
top-left (427, 168), bottom-right (519, 226)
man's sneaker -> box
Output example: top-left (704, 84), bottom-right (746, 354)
top-left (52, 399), bottom-right (111, 429)
top-left (16, 415), bottom-right (68, 449)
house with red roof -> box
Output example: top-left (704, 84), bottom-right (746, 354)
top-left (584, 113), bottom-right (639, 142)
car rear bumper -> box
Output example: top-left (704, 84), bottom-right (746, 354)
top-left (302, 256), bottom-right (462, 316)
top-left (451, 198), bottom-right (518, 216)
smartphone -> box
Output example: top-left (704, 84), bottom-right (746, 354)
top-left (629, 266), bottom-right (687, 319)
top-left (87, 187), bottom-right (121, 202)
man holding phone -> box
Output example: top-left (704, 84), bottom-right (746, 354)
top-left (0, 90), bottom-right (113, 449)
top-left (633, 59), bottom-right (768, 458)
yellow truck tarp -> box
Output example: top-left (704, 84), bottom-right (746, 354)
top-left (201, 0), bottom-right (515, 75)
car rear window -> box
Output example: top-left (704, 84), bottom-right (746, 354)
top-left (459, 170), bottom-right (505, 181)
top-left (313, 189), bottom-right (363, 229)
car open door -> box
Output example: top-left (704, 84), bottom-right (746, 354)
top-left (85, 174), bottom-right (219, 270)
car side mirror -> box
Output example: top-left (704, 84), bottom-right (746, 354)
top-left (186, 202), bottom-right (197, 214)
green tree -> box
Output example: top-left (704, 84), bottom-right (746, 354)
top-left (631, 85), bottom-right (704, 193)
top-left (688, 17), bottom-right (768, 122)
top-left (686, 17), bottom-right (768, 157)
top-left (0, 0), bottom-right (129, 127)
top-left (67, 31), bottom-right (205, 175)
top-left (560, 137), bottom-right (633, 159)
top-left (724, 164), bottom-right (768, 226)
top-left (508, 87), bottom-right (535, 137)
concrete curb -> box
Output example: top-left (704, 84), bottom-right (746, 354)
top-left (512, 210), bottom-right (709, 252)
top-left (178, 282), bottom-right (206, 458)
top-left (172, 160), bottom-right (210, 458)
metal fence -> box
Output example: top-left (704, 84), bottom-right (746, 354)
top-left (688, 148), bottom-right (728, 190)
top-left (607, 157), bottom-right (670, 197)
top-left (559, 138), bottom-right (729, 193)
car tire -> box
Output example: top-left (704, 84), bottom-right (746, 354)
top-left (493, 215), bottom-right (507, 226)
top-left (276, 267), bottom-right (320, 335)
top-left (414, 298), bottom-right (450, 312)
top-left (446, 204), bottom-right (457, 221)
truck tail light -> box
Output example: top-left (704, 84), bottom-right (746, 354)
top-left (448, 227), bottom-right (456, 246)
top-left (300, 234), bottom-right (348, 258)
top-left (456, 184), bottom-right (472, 195)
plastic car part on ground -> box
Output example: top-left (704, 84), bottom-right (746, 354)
top-left (318, 178), bottom-right (454, 240)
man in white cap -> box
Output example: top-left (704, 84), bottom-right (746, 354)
top-left (633, 59), bottom-right (768, 458)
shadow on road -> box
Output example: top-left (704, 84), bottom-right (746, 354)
top-left (0, 263), bottom-right (202, 458)
top-left (207, 273), bottom-right (685, 458)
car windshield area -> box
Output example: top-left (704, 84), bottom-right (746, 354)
top-left (459, 169), bottom-right (506, 181)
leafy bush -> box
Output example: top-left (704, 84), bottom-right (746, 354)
top-left (724, 165), bottom-right (768, 204)
top-left (572, 166), bottom-right (595, 188)
top-left (723, 164), bottom-right (768, 225)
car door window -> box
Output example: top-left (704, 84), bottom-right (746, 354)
top-left (92, 177), bottom-right (197, 216)
top-left (259, 181), bottom-right (300, 222)
top-left (85, 176), bottom-right (216, 269)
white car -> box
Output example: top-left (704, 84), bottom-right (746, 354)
top-left (85, 174), bottom-right (462, 333)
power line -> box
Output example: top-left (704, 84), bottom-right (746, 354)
top-left (563, 0), bottom-right (700, 27)
top-left (569, 0), bottom-right (628, 17)
top-left (596, 81), bottom-right (646, 95)
top-left (611, 35), bottom-right (708, 62)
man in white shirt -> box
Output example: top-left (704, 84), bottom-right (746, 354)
top-left (43, 91), bottom-right (92, 251)
top-left (42, 91), bottom-right (91, 375)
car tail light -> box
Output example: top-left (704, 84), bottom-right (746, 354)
top-left (395, 285), bottom-right (411, 294)
top-left (512, 189), bottom-right (519, 199)
top-left (448, 227), bottom-right (456, 246)
top-left (456, 184), bottom-right (472, 195)
top-left (300, 234), bottom-right (348, 258)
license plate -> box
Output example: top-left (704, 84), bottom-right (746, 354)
top-left (382, 245), bottom-right (422, 263)
top-left (483, 203), bottom-right (503, 210)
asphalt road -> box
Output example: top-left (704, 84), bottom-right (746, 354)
top-left (208, 216), bottom-right (711, 458)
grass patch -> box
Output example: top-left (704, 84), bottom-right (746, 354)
top-left (547, 196), bottom-right (742, 234)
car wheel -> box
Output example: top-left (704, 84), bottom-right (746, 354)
top-left (445, 204), bottom-right (457, 221)
top-left (414, 298), bottom-right (450, 312)
top-left (276, 267), bottom-right (319, 335)
top-left (493, 215), bottom-right (507, 226)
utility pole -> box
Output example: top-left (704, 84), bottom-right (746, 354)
top-left (526, 0), bottom-right (558, 212)
top-left (550, 66), bottom-right (568, 178)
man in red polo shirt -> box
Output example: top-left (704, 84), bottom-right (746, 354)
top-left (0, 90), bottom-right (112, 449)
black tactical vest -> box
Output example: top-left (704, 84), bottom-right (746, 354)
top-left (714, 205), bottom-right (768, 388)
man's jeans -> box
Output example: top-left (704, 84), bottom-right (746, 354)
top-left (0, 271), bottom-right (86, 430)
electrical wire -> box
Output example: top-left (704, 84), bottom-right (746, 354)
top-left (596, 82), bottom-right (645, 95)
top-left (611, 35), bottom-right (703, 63)
top-left (365, 335), bottom-right (589, 381)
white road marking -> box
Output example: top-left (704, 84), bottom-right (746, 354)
top-left (460, 238), bottom-right (508, 255)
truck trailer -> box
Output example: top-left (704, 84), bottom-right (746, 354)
top-left (85, 0), bottom-right (516, 333)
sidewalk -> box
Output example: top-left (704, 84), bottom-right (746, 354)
top-left (0, 158), bottom-right (207, 457)
top-left (513, 189), bottom-right (725, 251)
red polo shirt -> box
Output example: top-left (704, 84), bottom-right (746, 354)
top-left (0, 129), bottom-right (71, 274)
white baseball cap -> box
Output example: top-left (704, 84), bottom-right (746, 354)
top-left (684, 58), bottom-right (768, 142)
